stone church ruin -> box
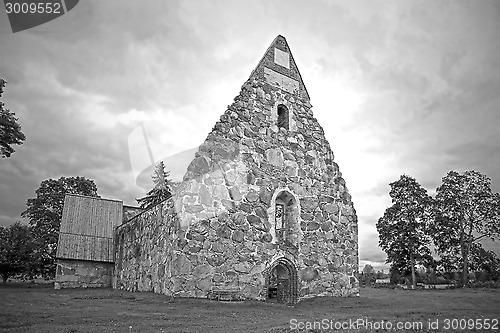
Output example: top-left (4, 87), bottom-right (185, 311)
top-left (55, 35), bottom-right (359, 304)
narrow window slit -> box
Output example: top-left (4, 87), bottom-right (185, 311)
top-left (277, 105), bottom-right (289, 130)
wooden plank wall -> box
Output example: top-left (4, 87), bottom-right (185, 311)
top-left (56, 194), bottom-right (123, 262)
top-left (57, 234), bottom-right (114, 262)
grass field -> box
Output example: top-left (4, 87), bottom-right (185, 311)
top-left (0, 283), bottom-right (499, 332)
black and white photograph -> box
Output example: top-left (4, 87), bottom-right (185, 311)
top-left (1, 1), bottom-right (499, 332)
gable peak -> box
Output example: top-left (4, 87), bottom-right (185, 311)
top-left (249, 35), bottom-right (310, 102)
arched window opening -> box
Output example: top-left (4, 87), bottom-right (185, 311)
top-left (277, 105), bottom-right (289, 130)
top-left (274, 191), bottom-right (296, 246)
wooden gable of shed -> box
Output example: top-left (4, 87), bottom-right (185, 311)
top-left (56, 194), bottom-right (123, 262)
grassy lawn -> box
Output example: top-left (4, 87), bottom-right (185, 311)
top-left (0, 283), bottom-right (499, 332)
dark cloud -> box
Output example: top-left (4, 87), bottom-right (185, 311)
top-left (1, 1), bottom-right (499, 267)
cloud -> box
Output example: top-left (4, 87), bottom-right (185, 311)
top-left (1, 1), bottom-right (499, 266)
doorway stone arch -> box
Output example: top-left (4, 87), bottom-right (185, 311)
top-left (265, 257), bottom-right (298, 305)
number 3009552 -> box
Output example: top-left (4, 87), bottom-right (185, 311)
top-left (5, 2), bottom-right (62, 14)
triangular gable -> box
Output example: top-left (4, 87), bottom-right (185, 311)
top-left (249, 35), bottom-right (310, 102)
top-left (177, 35), bottom-right (338, 229)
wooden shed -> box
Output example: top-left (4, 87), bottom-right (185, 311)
top-left (55, 194), bottom-right (123, 289)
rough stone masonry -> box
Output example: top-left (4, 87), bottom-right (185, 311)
top-left (114, 35), bottom-right (359, 304)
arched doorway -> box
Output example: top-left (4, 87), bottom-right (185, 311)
top-left (266, 257), bottom-right (298, 305)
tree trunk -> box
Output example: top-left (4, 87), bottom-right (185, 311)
top-left (410, 252), bottom-right (416, 290)
top-left (462, 241), bottom-right (469, 287)
top-left (462, 217), bottom-right (475, 287)
top-left (458, 230), bottom-right (465, 287)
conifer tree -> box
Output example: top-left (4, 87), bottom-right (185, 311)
top-left (136, 161), bottom-right (173, 209)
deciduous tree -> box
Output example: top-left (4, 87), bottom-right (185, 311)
top-left (362, 264), bottom-right (375, 275)
top-left (360, 264), bottom-right (376, 286)
top-left (0, 78), bottom-right (26, 158)
top-left (21, 176), bottom-right (99, 277)
top-left (0, 222), bottom-right (35, 283)
top-left (468, 243), bottom-right (499, 282)
top-left (432, 170), bottom-right (500, 286)
top-left (377, 175), bottom-right (432, 289)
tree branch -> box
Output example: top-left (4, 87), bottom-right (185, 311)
top-left (473, 233), bottom-right (490, 242)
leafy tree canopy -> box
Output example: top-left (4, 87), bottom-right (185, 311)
top-left (362, 264), bottom-right (375, 275)
top-left (376, 174), bottom-right (432, 289)
top-left (360, 264), bottom-right (376, 286)
top-left (0, 78), bottom-right (26, 158)
top-left (21, 176), bottom-right (99, 277)
top-left (432, 170), bottom-right (500, 285)
top-left (0, 222), bottom-right (35, 283)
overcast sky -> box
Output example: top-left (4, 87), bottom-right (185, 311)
top-left (1, 0), bottom-right (499, 271)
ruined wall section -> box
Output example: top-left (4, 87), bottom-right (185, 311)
top-left (114, 199), bottom-right (179, 295)
top-left (55, 260), bottom-right (114, 289)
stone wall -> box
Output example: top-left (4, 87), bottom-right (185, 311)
top-left (54, 259), bottom-right (114, 289)
top-left (122, 205), bottom-right (144, 223)
top-left (115, 83), bottom-right (359, 300)
top-left (114, 199), bottom-right (178, 294)
top-left (114, 35), bottom-right (359, 302)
